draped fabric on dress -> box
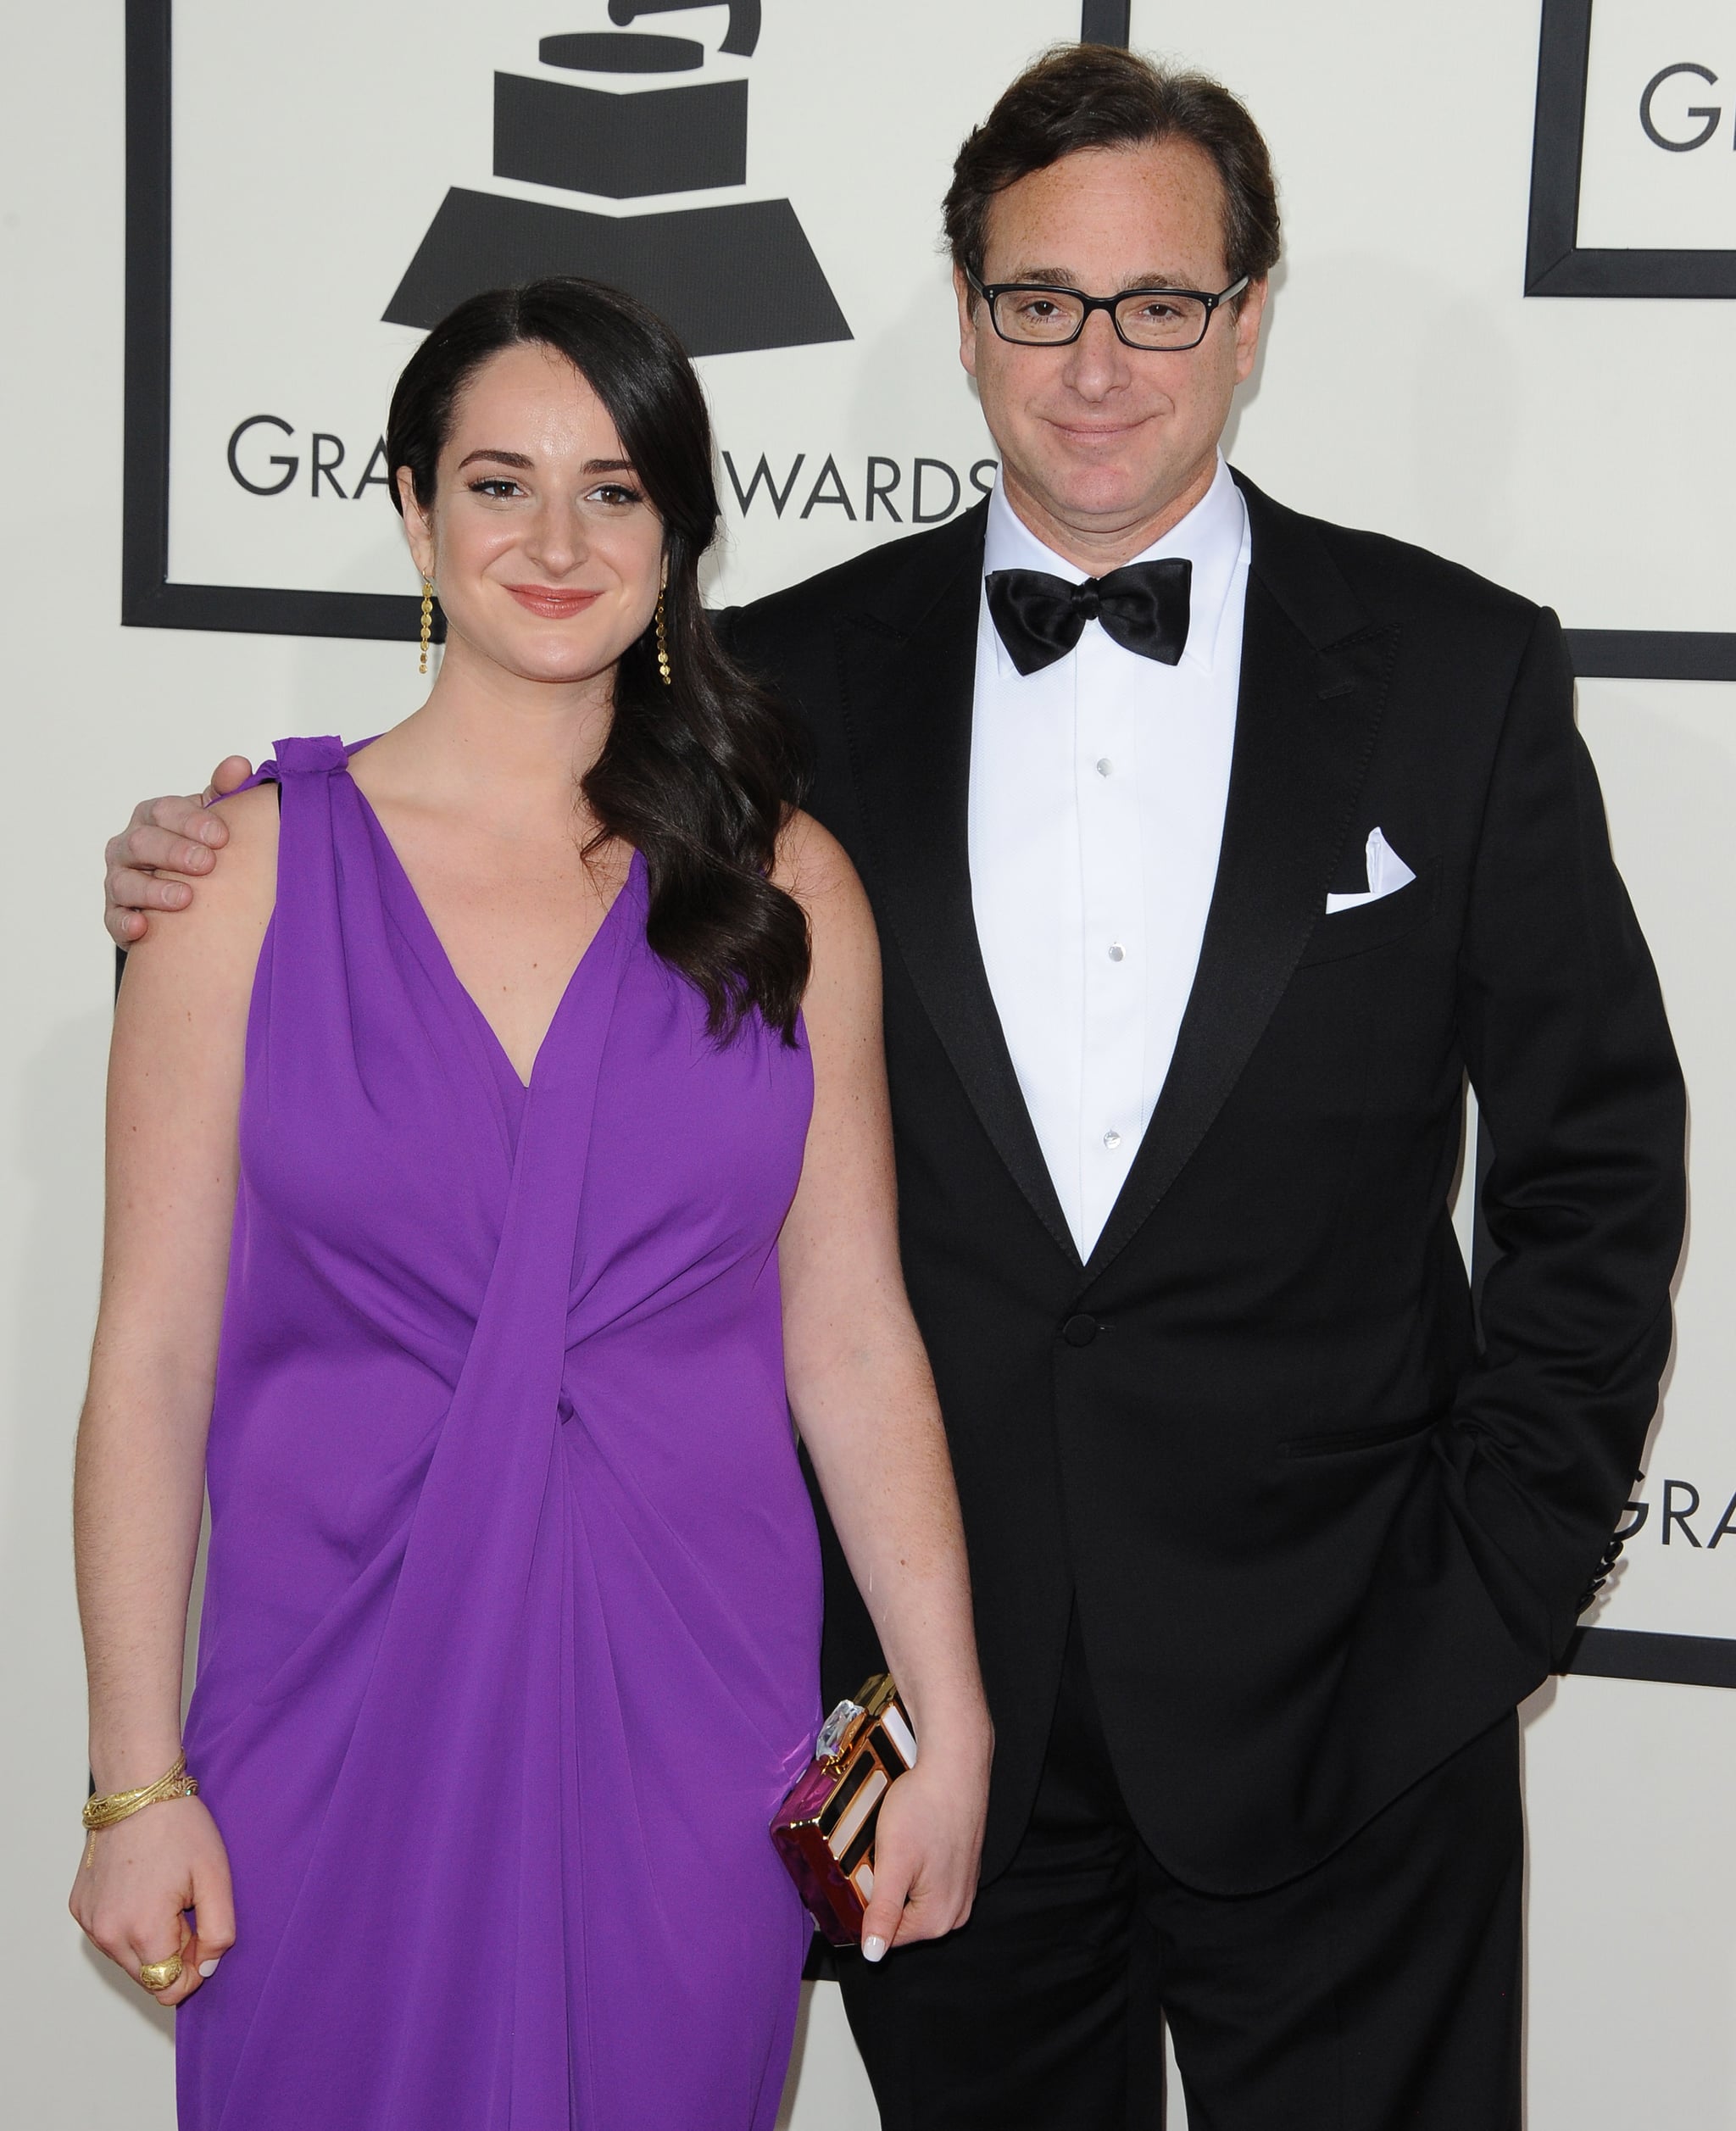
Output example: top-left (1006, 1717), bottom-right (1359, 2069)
top-left (178, 737), bottom-right (821, 2130)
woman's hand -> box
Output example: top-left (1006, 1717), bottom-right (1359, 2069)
top-left (857, 1727), bottom-right (993, 1961)
top-left (69, 1795), bottom-right (236, 2006)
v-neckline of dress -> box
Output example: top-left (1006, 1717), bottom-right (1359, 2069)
top-left (342, 760), bottom-right (643, 1096)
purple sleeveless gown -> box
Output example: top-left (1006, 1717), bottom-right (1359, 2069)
top-left (177, 737), bottom-right (821, 2129)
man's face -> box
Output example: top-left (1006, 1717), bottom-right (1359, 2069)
top-left (957, 138), bottom-right (1267, 557)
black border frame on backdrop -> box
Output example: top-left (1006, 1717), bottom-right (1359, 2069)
top-left (1526, 0), bottom-right (1736, 301)
top-left (124, 0), bottom-right (432, 644)
top-left (1522, 0), bottom-right (1736, 682)
top-left (120, 0), bottom-right (1736, 1690)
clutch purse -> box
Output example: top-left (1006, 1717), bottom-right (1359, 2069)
top-left (771, 1673), bottom-right (917, 1946)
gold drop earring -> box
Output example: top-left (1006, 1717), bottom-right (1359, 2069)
top-left (655, 568), bottom-right (672, 687)
top-left (418, 579), bottom-right (435, 675)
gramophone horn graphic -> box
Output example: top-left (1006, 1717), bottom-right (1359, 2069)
top-left (385, 2), bottom-right (851, 359)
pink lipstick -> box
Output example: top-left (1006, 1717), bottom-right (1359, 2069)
top-left (505, 584), bottom-right (603, 620)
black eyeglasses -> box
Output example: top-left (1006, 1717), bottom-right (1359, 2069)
top-left (968, 272), bottom-right (1250, 352)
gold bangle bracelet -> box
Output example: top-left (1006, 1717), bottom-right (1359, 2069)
top-left (82, 1751), bottom-right (199, 1833)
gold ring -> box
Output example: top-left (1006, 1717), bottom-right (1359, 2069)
top-left (137, 1953), bottom-right (183, 1992)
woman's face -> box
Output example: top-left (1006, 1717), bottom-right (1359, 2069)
top-left (398, 341), bottom-right (665, 689)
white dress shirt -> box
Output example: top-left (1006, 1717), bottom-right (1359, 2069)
top-left (968, 454), bottom-right (1251, 1259)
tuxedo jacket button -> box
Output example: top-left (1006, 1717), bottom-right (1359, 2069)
top-left (1062, 1315), bottom-right (1099, 1348)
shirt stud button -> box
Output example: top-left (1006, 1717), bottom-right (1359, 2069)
top-left (1096, 757), bottom-right (1115, 777)
top-left (1108, 942), bottom-right (1125, 962)
top-left (1104, 1129), bottom-right (1122, 1150)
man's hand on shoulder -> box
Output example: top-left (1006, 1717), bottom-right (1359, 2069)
top-left (104, 756), bottom-right (255, 946)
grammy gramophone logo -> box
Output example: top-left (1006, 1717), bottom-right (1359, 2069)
top-left (385, 1), bottom-right (852, 358)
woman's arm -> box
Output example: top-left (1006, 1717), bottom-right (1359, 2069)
top-left (70, 783), bottom-right (277, 2001)
top-left (776, 815), bottom-right (992, 1961)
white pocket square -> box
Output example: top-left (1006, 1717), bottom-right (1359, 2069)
top-left (1325, 827), bottom-right (1416, 914)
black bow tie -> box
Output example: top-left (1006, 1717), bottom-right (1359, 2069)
top-left (986, 559), bottom-right (1193, 676)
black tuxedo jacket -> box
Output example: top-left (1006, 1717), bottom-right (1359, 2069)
top-left (721, 472), bottom-right (1685, 1895)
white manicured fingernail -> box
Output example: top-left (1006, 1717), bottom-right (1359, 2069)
top-left (198, 1959), bottom-right (220, 1978)
top-left (861, 1935), bottom-right (887, 1963)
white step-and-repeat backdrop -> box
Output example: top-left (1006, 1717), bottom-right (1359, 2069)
top-left (3, 1), bottom-right (1732, 2123)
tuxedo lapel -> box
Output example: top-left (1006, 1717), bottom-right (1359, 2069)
top-left (1082, 477), bottom-right (1399, 1284)
top-left (834, 505), bottom-right (1078, 1265)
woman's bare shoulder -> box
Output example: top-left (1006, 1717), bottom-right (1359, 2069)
top-left (773, 810), bottom-right (880, 1017)
top-left (773, 810), bottom-right (866, 920)
top-left (203, 779), bottom-right (282, 851)
top-left (120, 782), bottom-right (278, 982)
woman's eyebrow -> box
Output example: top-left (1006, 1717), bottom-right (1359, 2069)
top-left (453, 451), bottom-right (637, 474)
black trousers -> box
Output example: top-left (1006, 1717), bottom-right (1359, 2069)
top-left (838, 1615), bottom-right (1522, 2130)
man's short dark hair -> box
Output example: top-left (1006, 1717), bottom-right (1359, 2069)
top-left (943, 44), bottom-right (1282, 293)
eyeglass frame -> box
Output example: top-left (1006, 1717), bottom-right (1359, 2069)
top-left (965, 270), bottom-right (1252, 352)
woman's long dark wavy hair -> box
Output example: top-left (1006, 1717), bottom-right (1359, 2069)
top-left (385, 277), bottom-right (810, 1043)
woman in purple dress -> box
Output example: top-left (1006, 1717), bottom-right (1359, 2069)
top-left (69, 279), bottom-right (991, 2129)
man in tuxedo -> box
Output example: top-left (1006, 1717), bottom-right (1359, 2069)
top-left (104, 45), bottom-right (1683, 2131)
